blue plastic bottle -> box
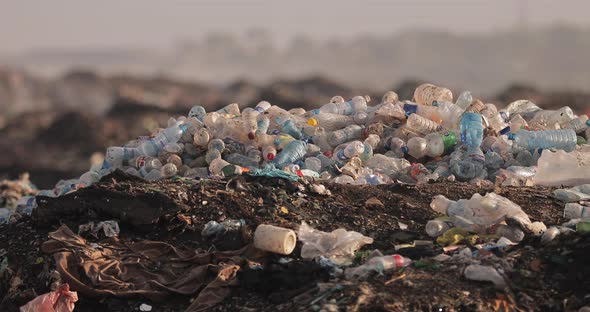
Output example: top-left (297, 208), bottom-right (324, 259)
top-left (460, 113), bottom-right (484, 155)
top-left (273, 140), bottom-right (308, 169)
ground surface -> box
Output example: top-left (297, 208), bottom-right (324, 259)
top-left (0, 171), bottom-right (588, 311)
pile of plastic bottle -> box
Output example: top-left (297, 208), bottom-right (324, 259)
top-left (35, 83), bottom-right (590, 197)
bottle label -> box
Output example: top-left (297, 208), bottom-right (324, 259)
top-left (442, 131), bottom-right (458, 151)
top-left (392, 254), bottom-right (404, 268)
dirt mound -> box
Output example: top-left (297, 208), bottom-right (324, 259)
top-left (0, 171), bottom-right (585, 311)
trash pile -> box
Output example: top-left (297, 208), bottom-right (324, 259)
top-left (3, 82), bottom-right (590, 311)
top-left (23, 82), bottom-right (590, 197)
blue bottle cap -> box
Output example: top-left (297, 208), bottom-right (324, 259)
top-left (499, 126), bottom-right (511, 135)
top-left (586, 120), bottom-right (590, 126)
top-left (179, 124), bottom-right (189, 132)
top-left (432, 101), bottom-right (440, 107)
top-left (507, 133), bottom-right (516, 140)
top-left (272, 129), bottom-right (280, 135)
top-left (401, 146), bottom-right (409, 154)
top-left (403, 104), bottom-right (418, 116)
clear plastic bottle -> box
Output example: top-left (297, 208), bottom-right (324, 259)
top-left (454, 91), bottom-right (473, 111)
top-left (255, 101), bottom-right (271, 113)
top-left (345, 254), bottom-right (411, 278)
top-left (527, 106), bottom-right (575, 129)
top-left (241, 108), bottom-right (259, 138)
top-left (336, 141), bottom-right (365, 160)
top-left (307, 112), bottom-right (367, 131)
top-left (481, 104), bottom-right (509, 134)
top-left (407, 137), bottom-right (428, 159)
top-left (565, 115), bottom-right (590, 133)
top-left (209, 158), bottom-right (231, 176)
top-left (327, 125), bottom-right (364, 147)
top-left (434, 101), bottom-right (465, 129)
top-left (403, 103), bottom-right (443, 124)
top-left (564, 203), bottom-right (590, 220)
top-left (413, 83), bottom-right (453, 106)
top-left (160, 163), bottom-right (178, 178)
top-left (105, 146), bottom-right (139, 167)
top-left (385, 137), bottom-right (408, 158)
top-left (311, 96), bottom-right (368, 116)
top-left (460, 113), bottom-right (484, 154)
top-left (425, 131), bottom-right (458, 158)
top-left (137, 124), bottom-right (188, 157)
top-left (193, 128), bottom-right (210, 147)
top-left (188, 105), bottom-right (206, 121)
top-left (406, 113), bottom-right (442, 134)
top-left (273, 140), bottom-right (308, 168)
top-left (216, 103), bottom-right (240, 116)
top-left (304, 157), bottom-right (322, 172)
top-left (508, 129), bottom-right (577, 152)
top-left (276, 118), bottom-right (303, 139)
top-left (425, 219), bottom-right (454, 237)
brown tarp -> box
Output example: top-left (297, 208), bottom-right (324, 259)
top-left (41, 225), bottom-right (254, 311)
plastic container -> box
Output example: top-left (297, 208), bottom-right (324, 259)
top-left (253, 224), bottom-right (297, 255)
top-left (508, 129), bottom-right (577, 152)
top-left (425, 219), bottom-right (453, 237)
top-left (311, 95), bottom-right (368, 116)
top-left (413, 83), bottom-right (453, 106)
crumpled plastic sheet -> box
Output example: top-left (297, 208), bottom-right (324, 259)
top-left (246, 165), bottom-right (299, 181)
top-left (42, 225), bottom-right (255, 312)
top-left (20, 283), bottom-right (78, 312)
top-left (298, 221), bottom-right (374, 266)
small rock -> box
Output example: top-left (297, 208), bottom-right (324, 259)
top-left (139, 303), bottom-right (152, 311)
top-left (365, 197), bottom-right (384, 209)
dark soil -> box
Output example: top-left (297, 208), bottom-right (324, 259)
top-left (0, 170), bottom-right (587, 311)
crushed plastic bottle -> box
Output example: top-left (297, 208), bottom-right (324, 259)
top-left (345, 253), bottom-right (411, 279)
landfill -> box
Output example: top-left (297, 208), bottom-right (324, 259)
top-left (1, 83), bottom-right (590, 311)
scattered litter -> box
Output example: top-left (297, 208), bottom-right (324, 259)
top-left (299, 222), bottom-right (373, 265)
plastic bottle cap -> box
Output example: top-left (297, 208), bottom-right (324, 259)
top-left (507, 133), bottom-right (516, 140)
top-left (499, 126), bottom-right (511, 135)
top-left (586, 120), bottom-right (590, 126)
top-left (248, 132), bottom-right (256, 140)
top-left (307, 118), bottom-right (318, 126)
top-left (401, 146), bottom-right (409, 154)
top-left (179, 124), bottom-right (189, 132)
top-left (266, 153), bottom-right (275, 160)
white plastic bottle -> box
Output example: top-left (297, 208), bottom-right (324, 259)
top-left (407, 137), bottom-right (428, 159)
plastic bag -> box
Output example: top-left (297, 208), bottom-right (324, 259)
top-left (20, 284), bottom-right (78, 312)
top-left (298, 221), bottom-right (373, 265)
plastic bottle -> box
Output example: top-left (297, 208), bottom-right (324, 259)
top-left (105, 146), bottom-right (138, 167)
top-left (165, 154), bottom-right (183, 168)
top-left (454, 91), bottom-right (473, 111)
top-left (336, 141), bottom-right (365, 160)
top-left (481, 104), bottom-right (509, 134)
top-left (407, 137), bottom-right (428, 159)
top-left (527, 106), bottom-right (575, 129)
top-left (241, 108), bottom-right (259, 139)
top-left (425, 219), bottom-right (454, 237)
top-left (327, 125), bottom-right (364, 147)
top-left (160, 163), bottom-right (178, 178)
top-left (273, 140), bottom-right (308, 168)
top-left (276, 118), bottom-right (303, 139)
top-left (564, 203), bottom-right (590, 220)
top-left (434, 101), bottom-right (465, 129)
top-left (406, 114), bottom-right (442, 134)
top-left (425, 131), bottom-right (458, 158)
top-left (345, 254), bottom-right (411, 278)
top-left (261, 145), bottom-right (277, 161)
top-left (216, 103), bottom-right (240, 116)
top-left (460, 113), bottom-right (484, 154)
top-left (508, 129), bottom-right (577, 152)
top-left (304, 157), bottom-right (322, 172)
top-left (565, 115), bottom-right (590, 133)
top-left (311, 96), bottom-right (368, 116)
top-left (307, 112), bottom-right (367, 131)
top-left (137, 124), bottom-right (188, 157)
top-left (413, 83), bottom-right (453, 106)
top-left (385, 137), bottom-right (408, 157)
top-left (255, 101), bottom-right (271, 113)
top-left (188, 105), bottom-right (206, 121)
top-left (225, 153), bottom-right (259, 168)
top-left (403, 103), bottom-right (443, 124)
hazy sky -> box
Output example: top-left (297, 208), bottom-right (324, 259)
top-left (2, 0), bottom-right (590, 53)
